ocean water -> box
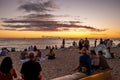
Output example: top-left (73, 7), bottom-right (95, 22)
top-left (0, 38), bottom-right (120, 51)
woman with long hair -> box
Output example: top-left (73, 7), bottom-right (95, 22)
top-left (0, 57), bottom-right (17, 80)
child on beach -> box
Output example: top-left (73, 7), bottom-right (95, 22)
top-left (0, 57), bottom-right (17, 80)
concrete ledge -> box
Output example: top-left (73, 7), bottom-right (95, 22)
top-left (51, 72), bottom-right (86, 80)
top-left (80, 69), bottom-right (112, 80)
top-left (51, 69), bottom-right (112, 80)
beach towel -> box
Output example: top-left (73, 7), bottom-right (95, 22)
top-left (38, 57), bottom-right (46, 61)
top-left (20, 59), bottom-right (29, 63)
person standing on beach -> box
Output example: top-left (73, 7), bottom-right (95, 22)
top-left (94, 39), bottom-right (97, 47)
top-left (106, 39), bottom-right (112, 53)
top-left (99, 38), bottom-right (104, 45)
top-left (0, 57), bottom-right (17, 80)
top-left (62, 39), bottom-right (65, 48)
top-left (83, 38), bottom-right (90, 50)
top-left (20, 51), bottom-right (42, 80)
top-left (78, 39), bottom-right (84, 50)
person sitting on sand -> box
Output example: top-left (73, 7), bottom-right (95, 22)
top-left (106, 39), bottom-right (112, 53)
top-left (36, 49), bottom-right (45, 61)
top-left (33, 45), bottom-right (38, 51)
top-left (0, 57), bottom-right (17, 80)
top-left (28, 45), bottom-right (34, 51)
top-left (90, 50), bottom-right (100, 71)
top-left (73, 47), bottom-right (92, 75)
top-left (0, 48), bottom-right (8, 56)
top-left (36, 49), bottom-right (42, 59)
top-left (98, 51), bottom-right (110, 70)
top-left (20, 49), bottom-right (28, 60)
top-left (20, 51), bottom-right (42, 80)
top-left (46, 49), bottom-right (55, 60)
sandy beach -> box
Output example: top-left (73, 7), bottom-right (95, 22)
top-left (0, 47), bottom-right (120, 80)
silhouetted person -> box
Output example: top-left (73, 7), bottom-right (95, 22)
top-left (84, 38), bottom-right (89, 50)
top-left (20, 51), bottom-right (42, 80)
top-left (99, 38), bottom-right (104, 45)
top-left (98, 51), bottom-right (110, 70)
top-left (34, 45), bottom-right (37, 51)
top-left (0, 57), bottom-right (17, 80)
top-left (94, 39), bottom-right (97, 47)
top-left (62, 39), bottom-right (65, 48)
top-left (79, 39), bottom-right (84, 50)
top-left (20, 49), bottom-right (28, 60)
top-left (46, 49), bottom-right (55, 60)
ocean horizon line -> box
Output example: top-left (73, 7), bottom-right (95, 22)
top-left (0, 37), bottom-right (120, 39)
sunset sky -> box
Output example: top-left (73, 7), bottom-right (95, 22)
top-left (0, 0), bottom-right (120, 38)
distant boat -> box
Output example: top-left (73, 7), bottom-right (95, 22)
top-left (41, 36), bottom-right (61, 39)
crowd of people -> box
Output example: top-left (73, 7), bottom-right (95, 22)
top-left (73, 47), bottom-right (110, 75)
top-left (0, 51), bottom-right (42, 80)
top-left (0, 47), bottom-right (16, 56)
top-left (78, 38), bottom-right (113, 52)
top-left (0, 45), bottom-right (56, 80)
top-left (0, 38), bottom-right (113, 80)
top-left (20, 45), bottom-right (56, 61)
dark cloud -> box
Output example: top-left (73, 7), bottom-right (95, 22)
top-left (0, 0), bottom-right (106, 32)
top-left (0, 28), bottom-right (16, 30)
top-left (1, 18), bottom-right (106, 32)
top-left (23, 14), bottom-right (70, 20)
top-left (3, 19), bottom-right (80, 24)
top-left (24, 14), bottom-right (55, 19)
top-left (18, 0), bottom-right (59, 13)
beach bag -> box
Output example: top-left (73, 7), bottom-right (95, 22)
top-left (81, 67), bottom-right (87, 73)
